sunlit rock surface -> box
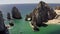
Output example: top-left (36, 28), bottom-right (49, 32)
top-left (30, 1), bottom-right (57, 27)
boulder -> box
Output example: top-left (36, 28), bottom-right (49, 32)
top-left (9, 21), bottom-right (14, 26)
top-left (12, 7), bottom-right (22, 19)
top-left (25, 13), bottom-right (32, 21)
top-left (7, 12), bottom-right (11, 20)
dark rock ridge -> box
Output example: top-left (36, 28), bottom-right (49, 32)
top-left (0, 11), bottom-right (3, 17)
top-left (0, 11), bottom-right (9, 34)
top-left (7, 12), bottom-right (11, 20)
top-left (12, 7), bottom-right (22, 19)
top-left (30, 1), bottom-right (57, 28)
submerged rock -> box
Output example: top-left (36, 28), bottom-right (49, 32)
top-left (9, 23), bottom-right (14, 26)
top-left (12, 7), bottom-right (22, 19)
top-left (9, 20), bottom-right (14, 26)
top-left (7, 12), bottom-right (11, 20)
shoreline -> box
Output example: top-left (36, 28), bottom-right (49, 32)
top-left (29, 10), bottom-right (60, 25)
top-left (46, 10), bottom-right (60, 24)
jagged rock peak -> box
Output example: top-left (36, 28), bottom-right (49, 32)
top-left (37, 1), bottom-right (49, 9)
top-left (12, 6), bottom-right (22, 19)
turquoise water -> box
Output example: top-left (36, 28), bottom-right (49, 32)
top-left (8, 19), bottom-right (60, 34)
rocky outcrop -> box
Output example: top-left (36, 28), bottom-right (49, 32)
top-left (0, 11), bottom-right (3, 17)
top-left (7, 12), bottom-right (11, 20)
top-left (25, 13), bottom-right (32, 21)
top-left (9, 21), bottom-right (14, 26)
top-left (0, 11), bottom-right (5, 31)
top-left (55, 6), bottom-right (60, 10)
top-left (31, 1), bottom-right (57, 27)
top-left (25, 8), bottom-right (37, 21)
top-left (0, 11), bottom-right (9, 34)
top-left (12, 7), bottom-right (22, 19)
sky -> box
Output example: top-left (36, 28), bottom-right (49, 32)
top-left (0, 0), bottom-right (60, 4)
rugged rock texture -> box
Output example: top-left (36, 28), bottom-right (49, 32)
top-left (25, 13), bottom-right (32, 21)
top-left (25, 8), bottom-right (37, 21)
top-left (31, 1), bottom-right (57, 27)
top-left (7, 12), bottom-right (11, 20)
top-left (0, 11), bottom-right (5, 31)
top-left (0, 11), bottom-right (3, 17)
top-left (0, 11), bottom-right (9, 34)
top-left (9, 21), bottom-right (14, 26)
top-left (55, 6), bottom-right (60, 10)
top-left (12, 7), bottom-right (22, 19)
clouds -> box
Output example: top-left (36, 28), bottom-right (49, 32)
top-left (0, 0), bottom-right (60, 4)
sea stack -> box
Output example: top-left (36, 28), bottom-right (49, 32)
top-left (7, 12), bottom-right (11, 20)
top-left (31, 1), bottom-right (57, 27)
top-left (12, 7), bottom-right (22, 19)
top-left (0, 11), bottom-right (9, 34)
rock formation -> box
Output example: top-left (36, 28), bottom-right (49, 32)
top-left (31, 1), bottom-right (57, 27)
top-left (0, 11), bottom-right (3, 17)
top-left (7, 12), bottom-right (11, 20)
top-left (25, 13), bottom-right (32, 21)
top-left (12, 7), bottom-right (22, 19)
top-left (9, 20), bottom-right (14, 26)
top-left (55, 6), bottom-right (60, 10)
top-left (0, 11), bottom-right (9, 34)
top-left (25, 8), bottom-right (37, 21)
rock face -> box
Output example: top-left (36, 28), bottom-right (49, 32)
top-left (25, 8), bottom-right (37, 21)
top-left (25, 13), bottom-right (32, 21)
top-left (55, 6), bottom-right (60, 10)
top-left (0, 11), bottom-right (3, 17)
top-left (0, 11), bottom-right (5, 31)
top-left (7, 12), bottom-right (11, 20)
top-left (0, 11), bottom-right (9, 34)
top-left (31, 1), bottom-right (57, 27)
top-left (12, 7), bottom-right (22, 19)
top-left (9, 20), bottom-right (14, 26)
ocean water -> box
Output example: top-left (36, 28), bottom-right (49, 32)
top-left (0, 4), bottom-right (60, 34)
top-left (0, 4), bottom-right (60, 18)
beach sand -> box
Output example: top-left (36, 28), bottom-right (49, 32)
top-left (46, 10), bottom-right (60, 24)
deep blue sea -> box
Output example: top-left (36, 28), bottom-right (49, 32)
top-left (0, 4), bottom-right (60, 18)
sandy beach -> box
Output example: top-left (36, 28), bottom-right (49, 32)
top-left (46, 10), bottom-right (60, 24)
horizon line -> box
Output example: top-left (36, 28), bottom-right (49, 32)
top-left (0, 3), bottom-right (60, 5)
